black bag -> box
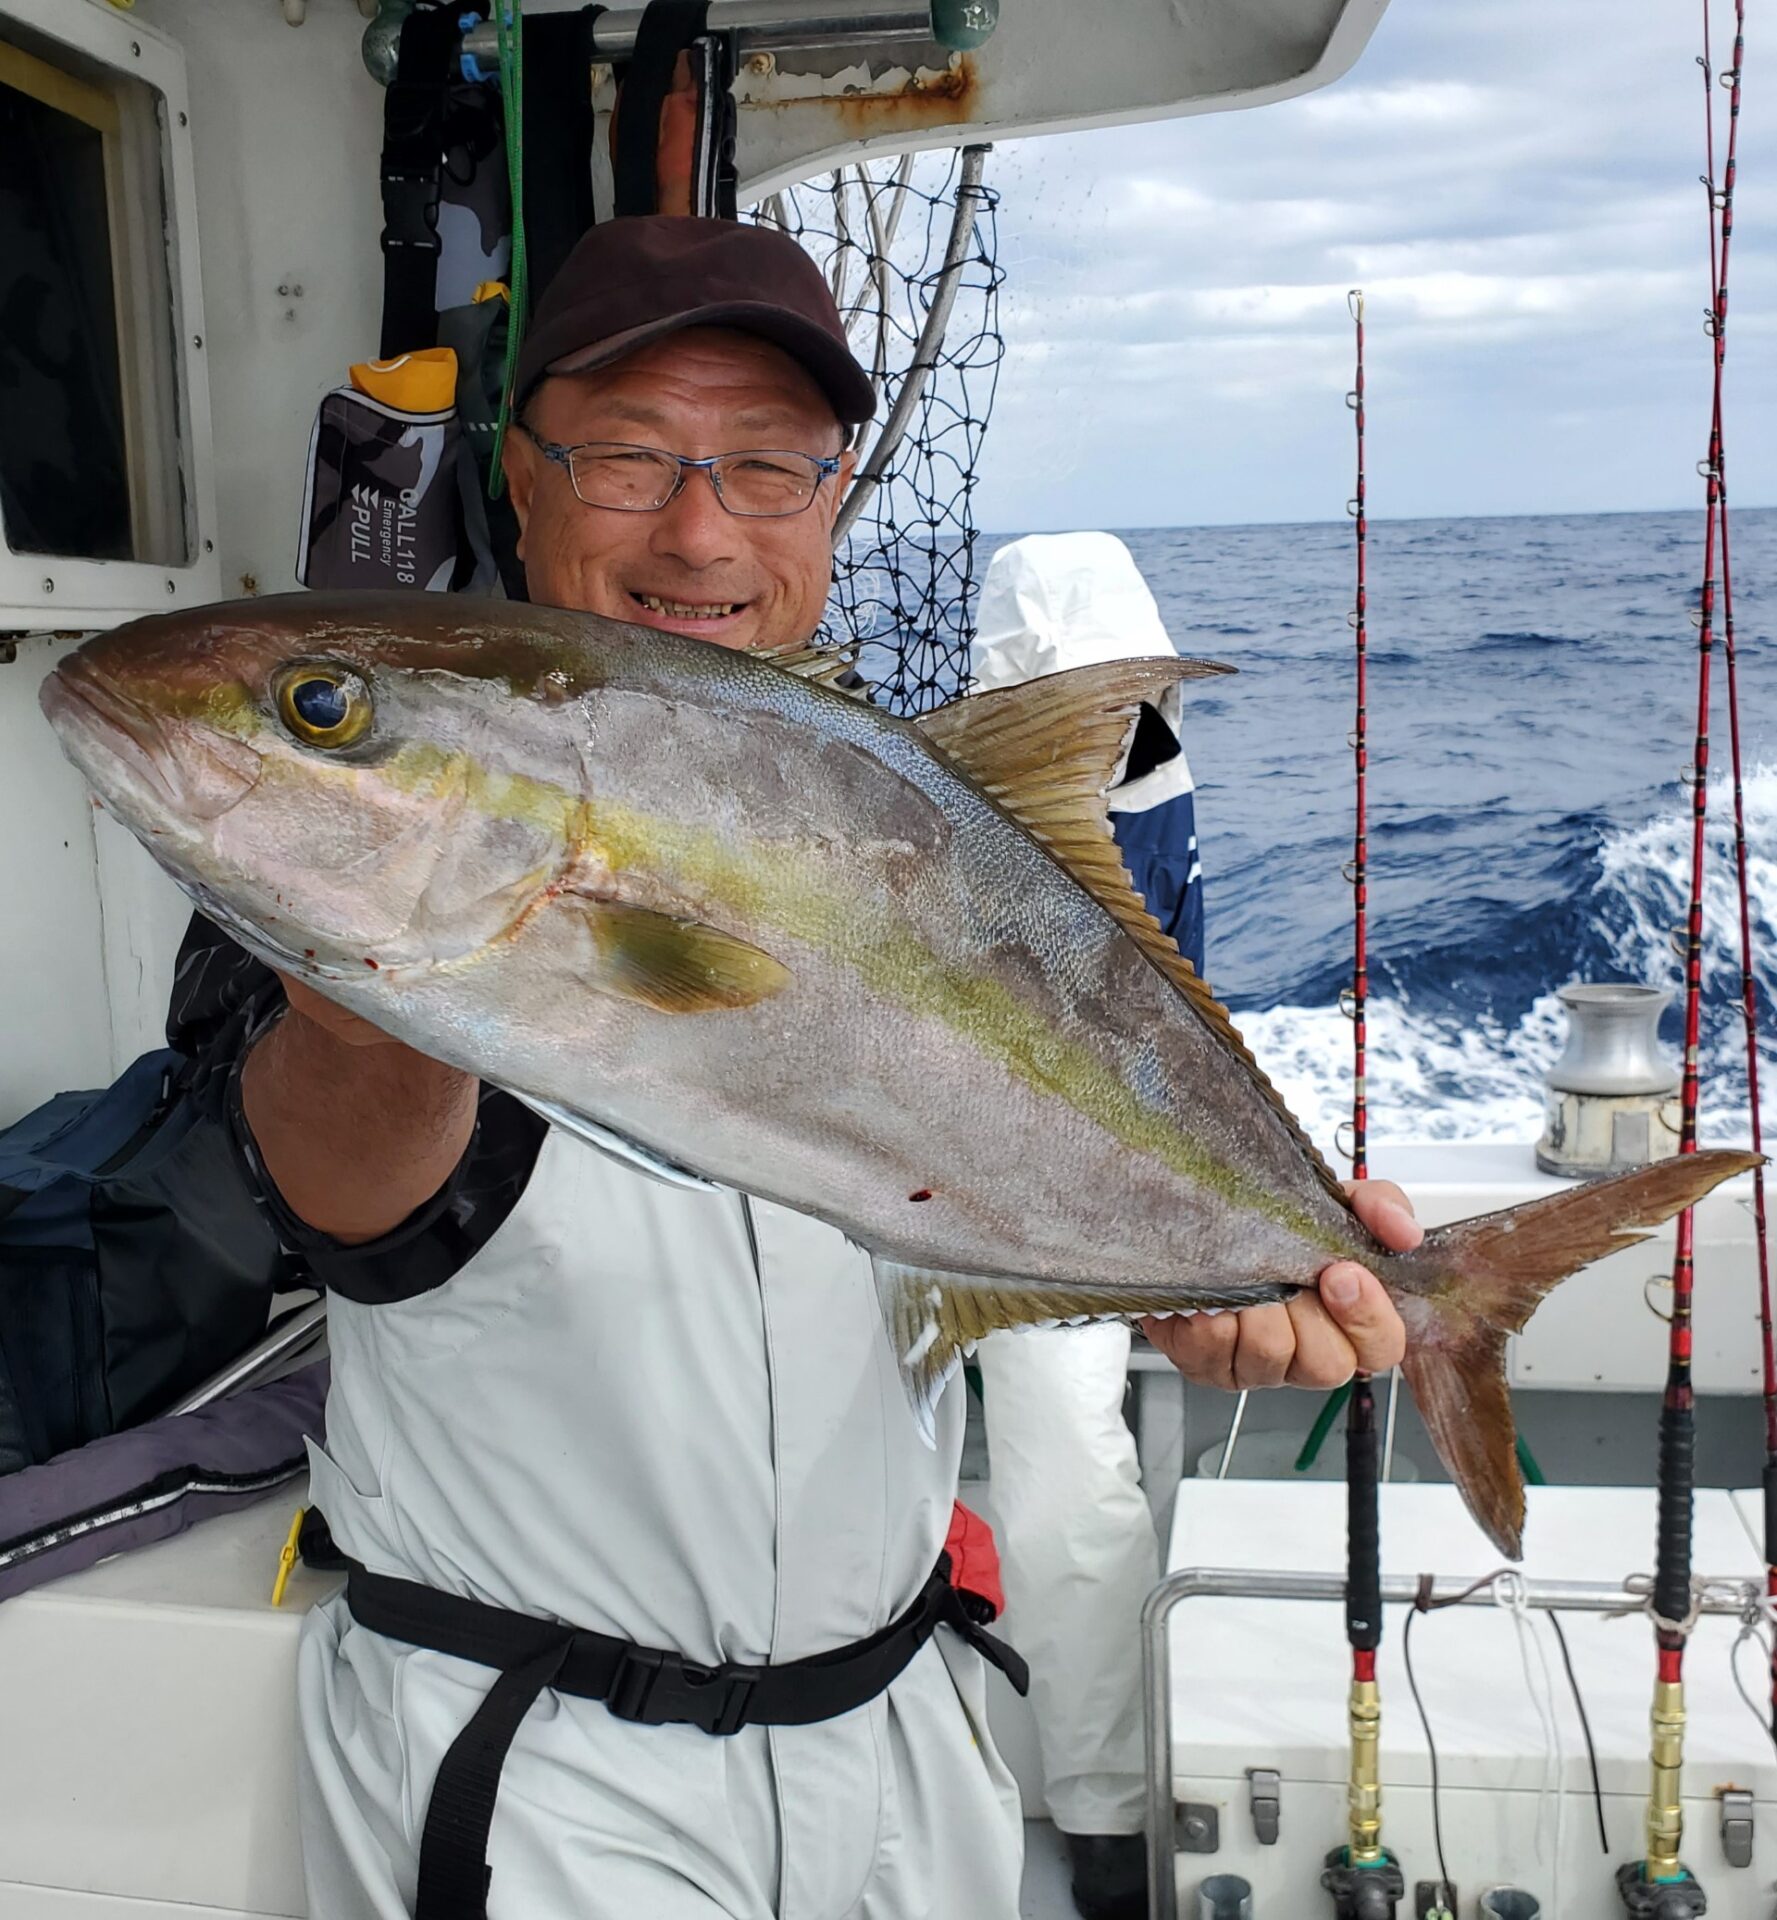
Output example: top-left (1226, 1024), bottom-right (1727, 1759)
top-left (0, 1049), bottom-right (287, 1475)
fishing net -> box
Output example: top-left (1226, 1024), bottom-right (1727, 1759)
top-left (751, 145), bottom-right (1005, 714)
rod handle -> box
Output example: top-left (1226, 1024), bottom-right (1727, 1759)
top-left (1346, 1375), bottom-right (1382, 1652)
top-left (1653, 1398), bottom-right (1695, 1629)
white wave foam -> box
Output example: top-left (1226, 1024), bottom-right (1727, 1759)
top-left (1245, 764), bottom-right (1777, 1155)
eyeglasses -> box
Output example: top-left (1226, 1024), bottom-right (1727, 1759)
top-left (520, 427), bottom-right (843, 519)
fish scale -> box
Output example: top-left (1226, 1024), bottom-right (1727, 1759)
top-left (39, 589), bottom-right (1759, 1557)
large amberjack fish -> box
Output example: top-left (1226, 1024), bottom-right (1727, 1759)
top-left (41, 591), bottom-right (1755, 1556)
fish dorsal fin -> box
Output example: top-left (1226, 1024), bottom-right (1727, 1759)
top-left (759, 637), bottom-right (867, 697)
top-left (915, 659), bottom-right (1351, 1209)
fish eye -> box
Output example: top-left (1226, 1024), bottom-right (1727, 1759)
top-left (274, 664), bottom-right (372, 749)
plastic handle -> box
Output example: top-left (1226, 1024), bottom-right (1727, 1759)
top-left (1346, 1376), bottom-right (1382, 1652)
top-left (1653, 1396), bottom-right (1696, 1630)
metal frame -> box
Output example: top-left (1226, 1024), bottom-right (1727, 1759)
top-left (0, 0), bottom-right (220, 629)
top-left (387, 1), bottom-right (982, 90)
top-left (1141, 1568), bottom-right (1763, 1920)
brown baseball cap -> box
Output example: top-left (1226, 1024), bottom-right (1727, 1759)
top-left (514, 216), bottom-right (876, 426)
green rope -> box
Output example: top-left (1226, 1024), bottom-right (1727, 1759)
top-left (489, 0), bottom-right (527, 497)
top-left (1294, 1379), bottom-right (1353, 1473)
top-left (1516, 1432), bottom-right (1547, 1487)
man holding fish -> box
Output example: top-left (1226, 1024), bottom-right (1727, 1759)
top-left (42, 214), bottom-right (1749, 1920)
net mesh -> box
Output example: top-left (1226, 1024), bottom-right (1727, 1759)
top-left (752, 146), bottom-right (1004, 714)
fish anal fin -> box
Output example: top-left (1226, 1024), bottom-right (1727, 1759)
top-left (563, 896), bottom-right (791, 1013)
top-left (916, 661), bottom-right (1348, 1209)
top-left (874, 1256), bottom-right (1292, 1446)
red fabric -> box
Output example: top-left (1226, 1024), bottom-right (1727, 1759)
top-left (943, 1499), bottom-right (1004, 1619)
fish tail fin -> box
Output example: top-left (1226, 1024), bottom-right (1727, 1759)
top-left (1392, 1147), bottom-right (1759, 1557)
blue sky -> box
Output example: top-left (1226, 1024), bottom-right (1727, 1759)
top-left (968, 0), bottom-right (1777, 533)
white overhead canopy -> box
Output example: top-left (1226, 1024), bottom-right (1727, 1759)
top-left (733, 0), bottom-right (1390, 196)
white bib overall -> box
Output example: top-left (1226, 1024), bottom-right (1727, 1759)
top-left (294, 1126), bottom-right (1024, 1918)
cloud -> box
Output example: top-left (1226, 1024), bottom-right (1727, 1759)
top-left (938, 2), bottom-right (1777, 531)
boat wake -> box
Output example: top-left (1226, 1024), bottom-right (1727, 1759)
top-left (1238, 764), bottom-right (1777, 1158)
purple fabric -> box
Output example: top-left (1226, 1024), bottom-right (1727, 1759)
top-left (0, 1361), bottom-right (327, 1602)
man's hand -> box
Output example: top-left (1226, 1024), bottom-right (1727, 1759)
top-left (1141, 1180), bottom-right (1417, 1392)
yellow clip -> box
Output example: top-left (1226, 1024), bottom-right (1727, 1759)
top-left (271, 1506), bottom-right (306, 1608)
top-left (473, 280), bottom-right (511, 307)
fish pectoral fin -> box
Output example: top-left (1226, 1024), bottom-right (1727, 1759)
top-left (564, 896), bottom-right (791, 1013)
top-left (505, 1091), bottom-right (724, 1191)
top-left (873, 1258), bottom-right (1271, 1447)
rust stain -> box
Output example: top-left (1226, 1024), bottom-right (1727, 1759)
top-left (756, 53), bottom-right (979, 129)
top-left (835, 54), bottom-right (976, 128)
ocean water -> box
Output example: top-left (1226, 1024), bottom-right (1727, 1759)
top-left (981, 508), bottom-right (1777, 1159)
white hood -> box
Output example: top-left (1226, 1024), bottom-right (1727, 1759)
top-left (971, 532), bottom-right (1176, 689)
top-left (970, 532), bottom-right (1192, 812)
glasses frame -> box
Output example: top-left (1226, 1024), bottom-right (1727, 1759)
top-left (519, 427), bottom-right (843, 519)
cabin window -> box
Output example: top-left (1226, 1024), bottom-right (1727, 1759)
top-left (0, 27), bottom-right (189, 568)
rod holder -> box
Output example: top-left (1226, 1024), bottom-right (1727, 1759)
top-left (1614, 1862), bottom-right (1708, 1918)
top-left (1143, 1570), bottom-right (1756, 1920)
top-left (1321, 1846), bottom-right (1404, 1919)
top-left (1478, 1892), bottom-right (1541, 1920)
top-left (1198, 1874), bottom-right (1254, 1920)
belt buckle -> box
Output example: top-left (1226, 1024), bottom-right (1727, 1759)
top-left (668, 1657), bottom-right (757, 1737)
top-left (605, 1644), bottom-right (758, 1736)
top-left (692, 1666), bottom-right (757, 1738)
top-left (604, 1644), bottom-right (672, 1725)
top-left (380, 172), bottom-right (442, 255)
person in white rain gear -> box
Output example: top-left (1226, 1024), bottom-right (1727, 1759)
top-left (170, 228), bottom-right (1414, 1920)
top-left (971, 533), bottom-right (1199, 1920)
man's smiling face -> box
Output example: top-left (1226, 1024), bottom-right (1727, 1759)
top-left (502, 326), bottom-right (855, 653)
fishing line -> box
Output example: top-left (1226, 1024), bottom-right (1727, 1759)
top-left (1381, 1366), bottom-right (1401, 1483)
top-left (1401, 1606), bottom-right (1454, 1911)
top-left (1497, 1573), bottom-right (1566, 1920)
top-left (1730, 1615), bottom-right (1777, 1757)
top-left (1217, 1389), bottom-right (1249, 1480)
top-left (1547, 1611), bottom-right (1611, 1855)
top-left (1410, 1572), bottom-right (1611, 1882)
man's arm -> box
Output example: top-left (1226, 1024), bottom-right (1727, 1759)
top-left (239, 975), bottom-right (479, 1245)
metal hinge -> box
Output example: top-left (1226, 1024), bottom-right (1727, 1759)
top-left (1718, 1784), bottom-right (1754, 1869)
top-left (1246, 1767), bottom-right (1281, 1846)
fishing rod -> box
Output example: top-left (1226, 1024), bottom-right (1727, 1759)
top-left (1705, 0), bottom-right (1777, 1735)
top-left (1619, 8), bottom-right (1746, 1912)
top-left (1322, 288), bottom-right (1404, 1920)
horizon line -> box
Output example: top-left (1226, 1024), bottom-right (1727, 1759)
top-left (977, 501), bottom-right (1777, 539)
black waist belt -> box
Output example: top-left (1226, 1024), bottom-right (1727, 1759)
top-left (299, 1509), bottom-right (1028, 1920)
